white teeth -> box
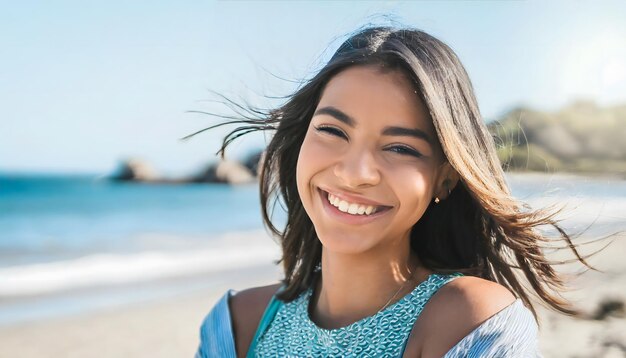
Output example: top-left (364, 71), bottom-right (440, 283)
top-left (339, 201), bottom-right (349, 212)
top-left (326, 192), bottom-right (380, 216)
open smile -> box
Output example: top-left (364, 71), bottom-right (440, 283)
top-left (317, 188), bottom-right (393, 225)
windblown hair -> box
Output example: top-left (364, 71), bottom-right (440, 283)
top-left (188, 26), bottom-right (604, 323)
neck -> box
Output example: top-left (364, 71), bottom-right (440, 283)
top-left (309, 246), bottom-right (431, 330)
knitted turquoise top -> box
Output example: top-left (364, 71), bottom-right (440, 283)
top-left (196, 273), bottom-right (542, 357)
top-left (252, 273), bottom-right (462, 357)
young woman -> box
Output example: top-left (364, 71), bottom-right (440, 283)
top-left (194, 26), bottom-right (595, 357)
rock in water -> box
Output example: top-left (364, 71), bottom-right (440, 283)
top-left (110, 158), bottom-right (159, 182)
top-left (194, 160), bottom-right (255, 184)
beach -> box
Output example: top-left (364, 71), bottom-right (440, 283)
top-left (1, 231), bottom-right (624, 357)
top-left (0, 261), bottom-right (283, 358)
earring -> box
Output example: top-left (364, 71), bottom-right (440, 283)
top-left (434, 197), bottom-right (440, 204)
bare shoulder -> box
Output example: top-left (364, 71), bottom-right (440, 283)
top-left (230, 283), bottom-right (282, 358)
top-left (406, 276), bottom-right (516, 358)
top-left (434, 275), bottom-right (517, 319)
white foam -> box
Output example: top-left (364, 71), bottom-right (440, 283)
top-left (0, 234), bottom-right (280, 297)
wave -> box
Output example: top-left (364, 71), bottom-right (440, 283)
top-left (0, 233), bottom-right (280, 297)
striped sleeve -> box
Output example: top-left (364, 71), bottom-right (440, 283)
top-left (443, 299), bottom-right (543, 358)
top-left (195, 290), bottom-right (237, 358)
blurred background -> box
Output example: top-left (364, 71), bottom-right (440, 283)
top-left (1, 1), bottom-right (625, 357)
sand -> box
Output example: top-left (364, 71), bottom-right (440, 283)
top-left (536, 231), bottom-right (626, 358)
top-left (0, 264), bottom-right (283, 358)
top-left (0, 232), bottom-right (624, 358)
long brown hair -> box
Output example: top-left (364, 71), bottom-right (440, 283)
top-left (187, 26), bottom-right (606, 322)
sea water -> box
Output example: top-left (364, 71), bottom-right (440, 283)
top-left (0, 174), bottom-right (271, 265)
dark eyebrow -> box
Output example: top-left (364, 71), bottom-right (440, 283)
top-left (313, 106), bottom-right (433, 146)
top-left (313, 106), bottom-right (355, 127)
top-left (381, 126), bottom-right (433, 146)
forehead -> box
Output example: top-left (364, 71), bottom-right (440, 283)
top-left (317, 65), bottom-right (436, 136)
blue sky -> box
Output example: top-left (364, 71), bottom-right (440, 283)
top-left (1, 0), bottom-right (625, 174)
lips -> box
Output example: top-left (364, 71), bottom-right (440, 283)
top-left (317, 188), bottom-right (393, 224)
top-left (319, 187), bottom-right (393, 209)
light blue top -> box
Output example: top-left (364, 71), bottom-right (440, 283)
top-left (196, 273), bottom-right (542, 357)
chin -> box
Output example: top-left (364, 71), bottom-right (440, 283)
top-left (316, 231), bottom-right (379, 255)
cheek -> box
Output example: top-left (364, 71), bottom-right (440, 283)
top-left (388, 159), bottom-right (434, 189)
top-left (402, 174), bottom-right (429, 200)
top-left (393, 168), bottom-right (435, 219)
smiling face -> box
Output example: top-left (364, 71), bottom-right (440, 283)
top-left (296, 65), bottom-right (455, 255)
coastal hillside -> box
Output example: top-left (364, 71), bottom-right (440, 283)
top-left (487, 100), bottom-right (626, 175)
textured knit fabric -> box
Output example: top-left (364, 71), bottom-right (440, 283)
top-left (253, 273), bottom-right (462, 357)
top-left (196, 278), bottom-right (543, 357)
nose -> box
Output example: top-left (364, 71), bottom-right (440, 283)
top-left (333, 147), bottom-right (381, 188)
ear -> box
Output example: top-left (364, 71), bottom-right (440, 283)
top-left (434, 162), bottom-right (460, 201)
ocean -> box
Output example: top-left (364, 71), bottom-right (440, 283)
top-left (0, 174), bottom-right (273, 267)
top-left (0, 172), bottom-right (624, 326)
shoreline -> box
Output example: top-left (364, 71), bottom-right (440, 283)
top-left (0, 228), bottom-right (282, 327)
top-left (0, 236), bottom-right (626, 358)
top-left (0, 246), bottom-right (626, 358)
top-left (0, 233), bottom-right (624, 357)
top-left (0, 262), bottom-right (282, 358)
top-left (0, 262), bottom-right (282, 328)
